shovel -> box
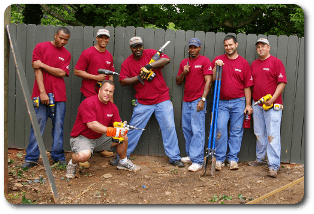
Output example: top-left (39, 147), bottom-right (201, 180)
top-left (201, 65), bottom-right (222, 177)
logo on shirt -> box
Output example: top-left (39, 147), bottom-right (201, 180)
top-left (208, 66), bottom-right (212, 70)
top-left (235, 68), bottom-right (242, 72)
top-left (278, 73), bottom-right (284, 78)
top-left (107, 114), bottom-right (113, 117)
top-left (263, 68), bottom-right (270, 71)
top-left (66, 65), bottom-right (70, 70)
top-left (250, 76), bottom-right (253, 81)
top-left (59, 57), bottom-right (65, 61)
top-left (195, 65), bottom-right (202, 68)
top-left (106, 61), bottom-right (111, 65)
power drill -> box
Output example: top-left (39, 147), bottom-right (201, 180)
top-left (139, 41), bottom-right (171, 85)
top-left (254, 94), bottom-right (273, 110)
top-left (96, 69), bottom-right (120, 88)
top-left (112, 121), bottom-right (145, 143)
top-left (32, 93), bottom-right (55, 116)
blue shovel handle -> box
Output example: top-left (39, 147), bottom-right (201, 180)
top-left (207, 65), bottom-right (222, 150)
top-left (212, 65), bottom-right (222, 150)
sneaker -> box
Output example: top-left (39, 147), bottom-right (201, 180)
top-left (268, 168), bottom-right (277, 178)
top-left (170, 160), bottom-right (185, 168)
top-left (188, 163), bottom-right (202, 172)
top-left (215, 161), bottom-right (224, 171)
top-left (58, 160), bottom-right (67, 166)
top-left (117, 159), bottom-right (141, 172)
top-left (109, 156), bottom-right (120, 166)
top-left (66, 161), bottom-right (77, 179)
top-left (229, 161), bottom-right (239, 170)
top-left (248, 160), bottom-right (267, 166)
top-left (181, 156), bottom-right (192, 163)
top-left (21, 161), bottom-right (37, 169)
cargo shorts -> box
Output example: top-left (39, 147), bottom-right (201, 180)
top-left (70, 135), bottom-right (113, 154)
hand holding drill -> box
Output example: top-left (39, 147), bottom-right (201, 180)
top-left (254, 94), bottom-right (273, 110)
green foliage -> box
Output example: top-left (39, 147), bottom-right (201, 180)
top-left (22, 195), bottom-right (33, 204)
top-left (10, 4), bottom-right (304, 37)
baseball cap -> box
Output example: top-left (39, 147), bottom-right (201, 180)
top-left (189, 38), bottom-right (201, 47)
top-left (97, 29), bottom-right (110, 38)
top-left (129, 37), bottom-right (143, 47)
top-left (256, 38), bottom-right (269, 45)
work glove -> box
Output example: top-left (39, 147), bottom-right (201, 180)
top-left (106, 127), bottom-right (128, 138)
top-left (139, 64), bottom-right (152, 80)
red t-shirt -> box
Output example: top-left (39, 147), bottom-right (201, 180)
top-left (212, 54), bottom-right (253, 100)
top-left (70, 95), bottom-right (121, 139)
top-left (177, 55), bottom-right (213, 102)
top-left (119, 49), bottom-right (170, 105)
top-left (251, 55), bottom-right (287, 104)
top-left (31, 41), bottom-right (71, 102)
top-left (75, 47), bottom-right (115, 97)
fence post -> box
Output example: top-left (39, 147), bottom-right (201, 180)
top-left (4, 5), bottom-right (11, 195)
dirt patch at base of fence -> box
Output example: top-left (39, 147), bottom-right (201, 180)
top-left (6, 149), bottom-right (304, 205)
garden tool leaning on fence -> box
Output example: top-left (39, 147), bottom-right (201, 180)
top-left (201, 65), bottom-right (222, 177)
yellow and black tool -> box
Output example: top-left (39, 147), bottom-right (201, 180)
top-left (110, 122), bottom-right (145, 143)
top-left (96, 69), bottom-right (119, 88)
top-left (139, 41), bottom-right (171, 85)
top-left (254, 94), bottom-right (273, 110)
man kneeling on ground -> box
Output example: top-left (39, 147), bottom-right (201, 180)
top-left (66, 80), bottom-right (140, 178)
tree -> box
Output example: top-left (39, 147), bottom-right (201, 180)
top-left (11, 4), bottom-right (304, 37)
top-left (22, 4), bottom-right (43, 25)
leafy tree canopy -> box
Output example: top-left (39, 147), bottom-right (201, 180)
top-left (10, 4), bottom-right (304, 37)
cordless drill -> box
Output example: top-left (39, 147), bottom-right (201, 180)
top-left (139, 41), bottom-right (171, 85)
top-left (32, 93), bottom-right (55, 116)
top-left (108, 122), bottom-right (145, 143)
top-left (96, 69), bottom-right (120, 88)
top-left (254, 94), bottom-right (273, 110)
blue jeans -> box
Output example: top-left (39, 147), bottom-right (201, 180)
top-left (215, 97), bottom-right (245, 163)
top-left (125, 100), bottom-right (181, 163)
top-left (25, 102), bottom-right (66, 162)
top-left (252, 103), bottom-right (282, 170)
top-left (182, 98), bottom-right (207, 165)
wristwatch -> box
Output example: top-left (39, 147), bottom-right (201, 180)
top-left (201, 97), bottom-right (206, 102)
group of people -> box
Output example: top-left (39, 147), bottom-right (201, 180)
top-left (21, 27), bottom-right (287, 179)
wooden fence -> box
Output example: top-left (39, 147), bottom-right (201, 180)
top-left (7, 23), bottom-right (304, 163)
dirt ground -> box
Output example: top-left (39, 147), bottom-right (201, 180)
top-left (5, 148), bottom-right (304, 205)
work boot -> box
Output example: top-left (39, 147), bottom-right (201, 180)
top-left (99, 150), bottom-right (114, 157)
top-left (215, 161), bottom-right (224, 171)
top-left (248, 160), bottom-right (267, 166)
top-left (228, 161), bottom-right (239, 170)
top-left (170, 160), bottom-right (185, 168)
top-left (79, 161), bottom-right (90, 168)
top-left (268, 168), bottom-right (278, 178)
top-left (21, 161), bottom-right (37, 169)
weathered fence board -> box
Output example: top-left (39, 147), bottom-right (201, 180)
top-left (7, 24), bottom-right (304, 163)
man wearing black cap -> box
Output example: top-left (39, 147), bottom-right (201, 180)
top-left (176, 38), bottom-right (213, 172)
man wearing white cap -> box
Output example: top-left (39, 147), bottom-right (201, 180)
top-left (74, 29), bottom-right (115, 101)
top-left (249, 38), bottom-right (287, 178)
top-left (74, 29), bottom-right (116, 162)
